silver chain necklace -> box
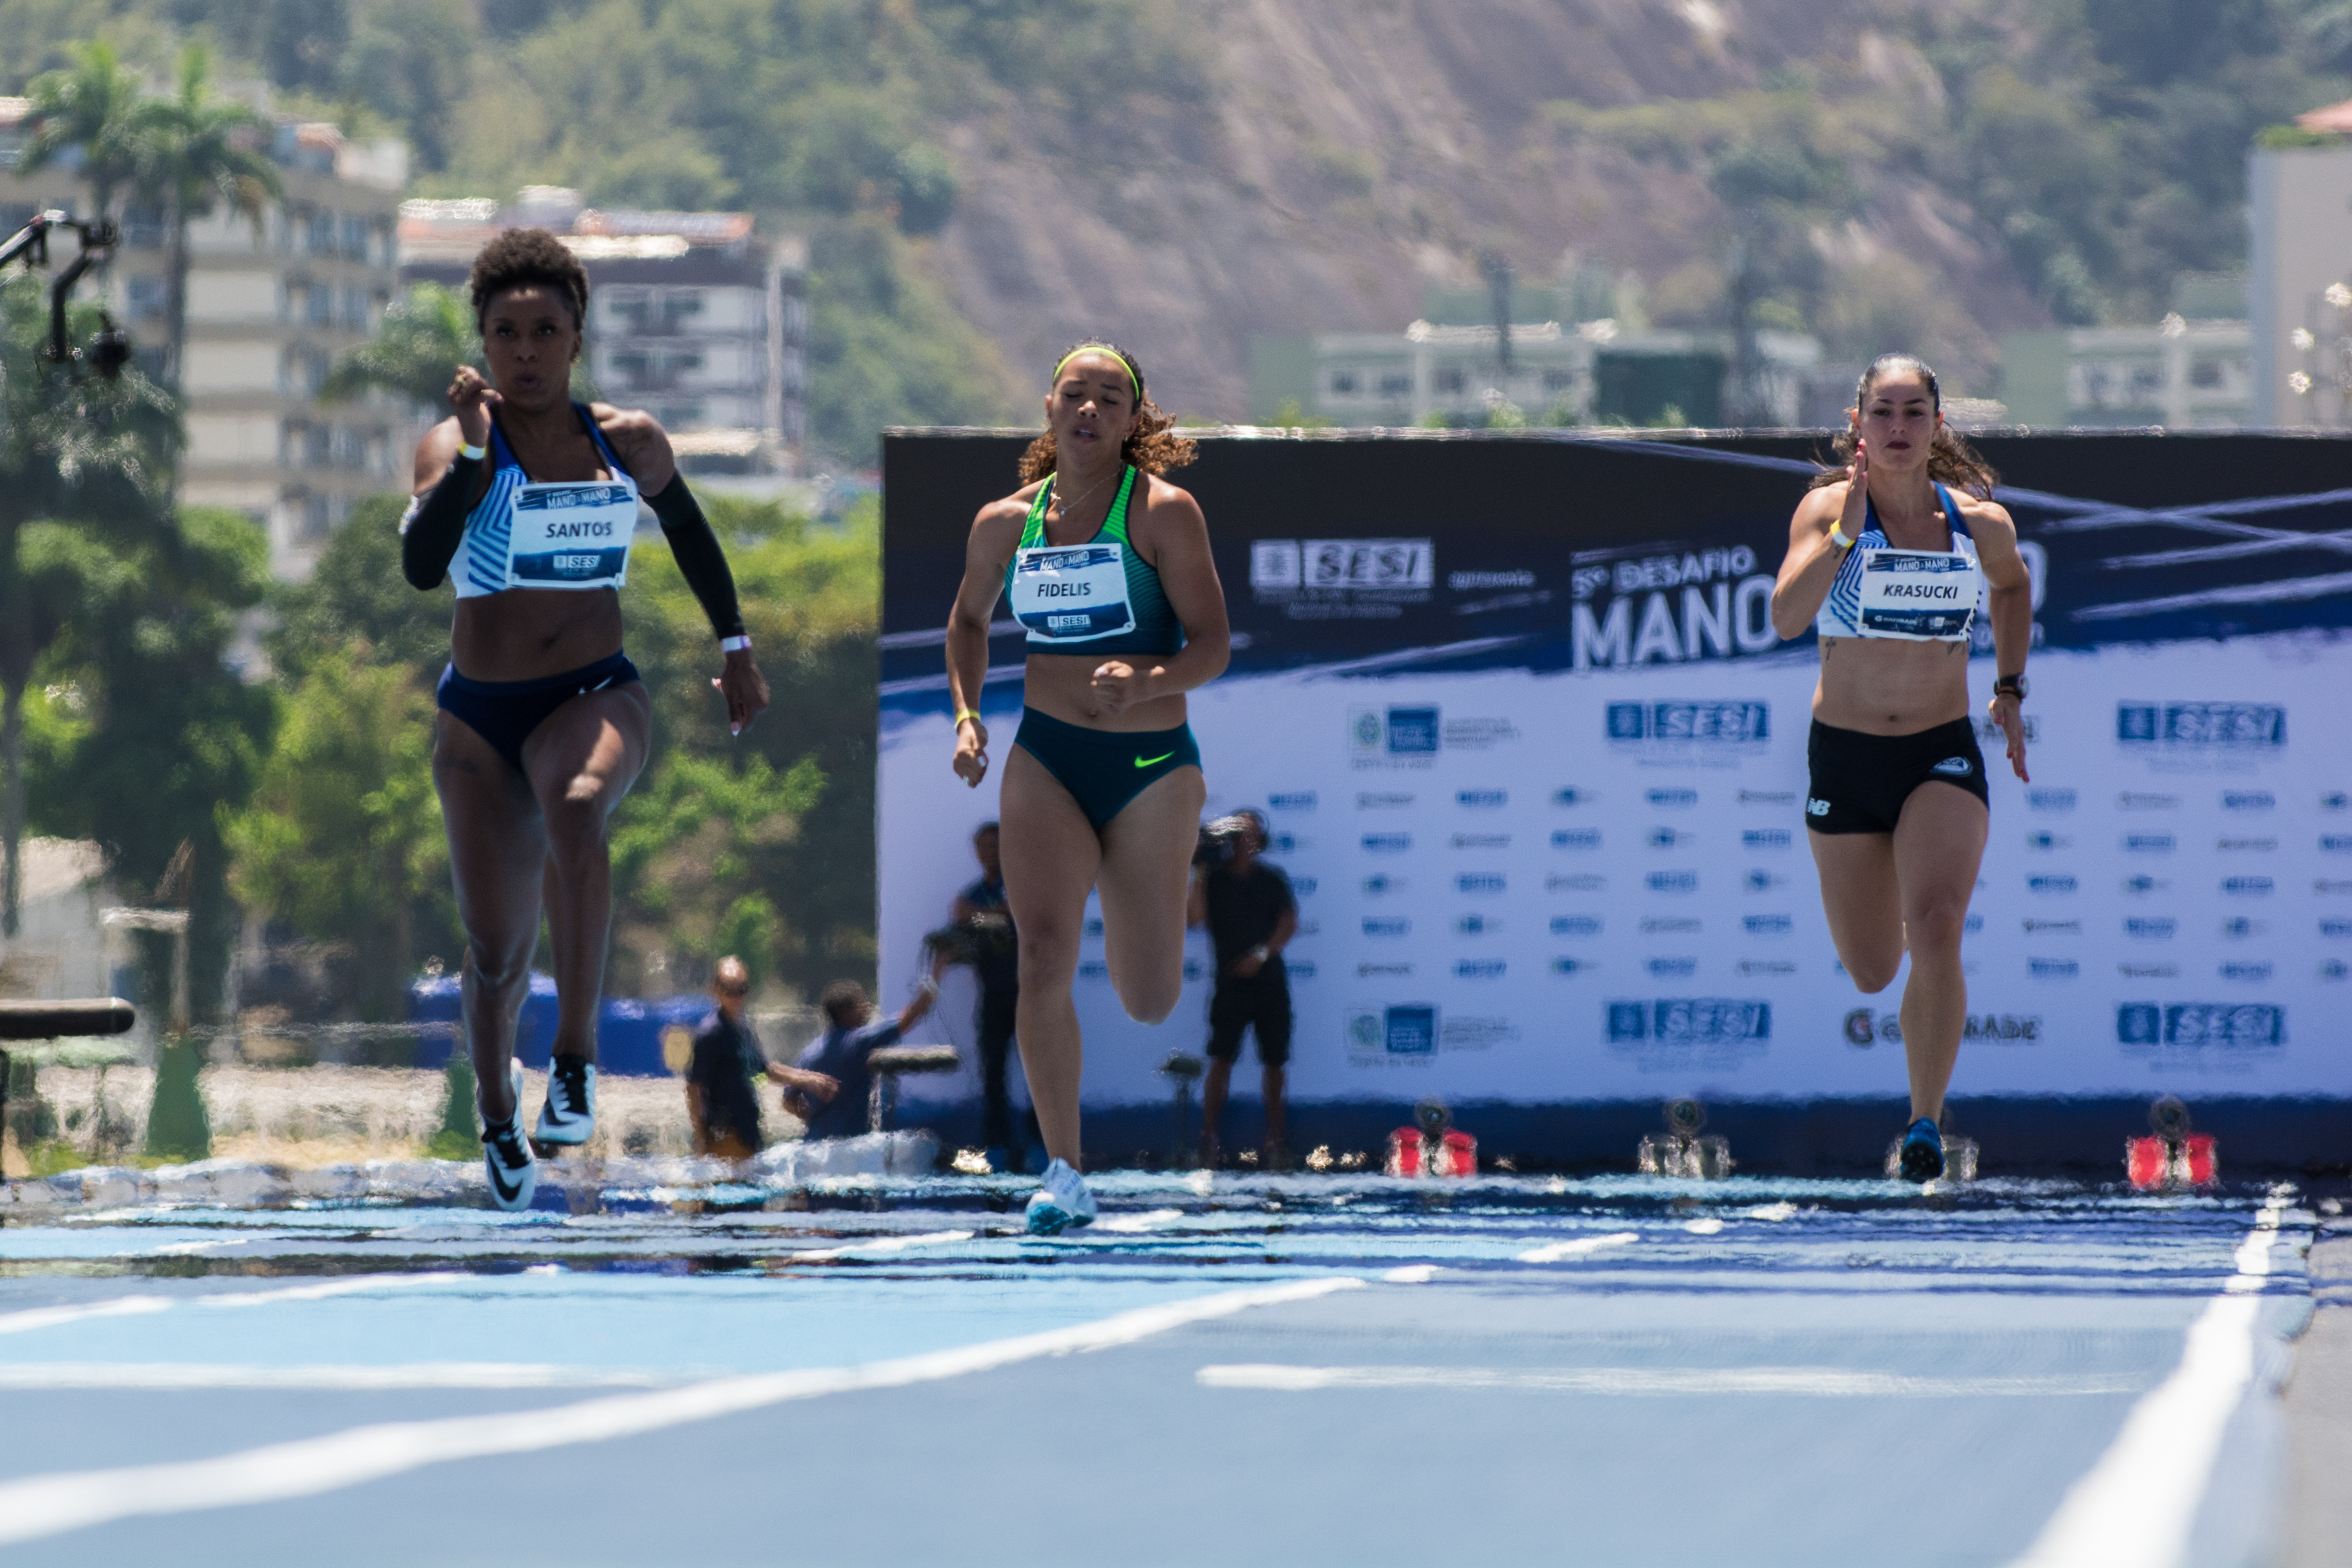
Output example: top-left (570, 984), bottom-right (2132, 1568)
top-left (1048, 465), bottom-right (1118, 524)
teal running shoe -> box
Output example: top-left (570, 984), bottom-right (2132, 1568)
top-left (1898, 1117), bottom-right (1945, 1182)
top-left (1024, 1157), bottom-right (1097, 1235)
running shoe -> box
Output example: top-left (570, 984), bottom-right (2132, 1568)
top-left (1897, 1117), bottom-right (1945, 1182)
top-left (481, 1060), bottom-right (537, 1212)
top-left (1024, 1157), bottom-right (1097, 1236)
top-left (534, 1055), bottom-right (597, 1147)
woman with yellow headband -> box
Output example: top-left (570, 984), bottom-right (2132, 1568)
top-left (942, 341), bottom-right (1231, 1233)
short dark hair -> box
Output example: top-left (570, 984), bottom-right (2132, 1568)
top-left (468, 227), bottom-right (589, 334)
top-left (819, 980), bottom-right (867, 1021)
top-left (974, 821), bottom-right (1000, 841)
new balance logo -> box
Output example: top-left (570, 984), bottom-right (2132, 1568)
top-left (1932, 756), bottom-right (1973, 776)
top-left (1806, 799), bottom-right (1830, 816)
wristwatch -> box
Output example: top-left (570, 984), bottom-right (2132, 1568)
top-left (1993, 673), bottom-right (2028, 701)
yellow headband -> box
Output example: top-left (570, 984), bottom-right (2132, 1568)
top-left (1053, 346), bottom-right (1139, 401)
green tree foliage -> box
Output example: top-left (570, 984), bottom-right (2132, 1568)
top-left (322, 282), bottom-right (480, 415)
top-left (220, 649), bottom-right (442, 1021)
top-left (30, 505), bottom-right (277, 1022)
top-left (265, 492), bottom-right (454, 687)
top-left (15, 39), bottom-right (149, 220)
top-left (0, 272), bottom-right (179, 937)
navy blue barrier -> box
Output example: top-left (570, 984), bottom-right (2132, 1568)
top-left (405, 975), bottom-right (711, 1076)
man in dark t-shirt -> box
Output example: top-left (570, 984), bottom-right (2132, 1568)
top-left (788, 977), bottom-right (939, 1142)
top-left (949, 822), bottom-right (1027, 1167)
top-left (1187, 811), bottom-right (1298, 1169)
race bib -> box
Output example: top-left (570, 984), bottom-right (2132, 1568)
top-left (507, 480), bottom-right (636, 589)
top-left (1855, 548), bottom-right (1979, 640)
top-left (1010, 542), bottom-right (1136, 643)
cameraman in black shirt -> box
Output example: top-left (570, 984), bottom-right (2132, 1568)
top-left (1187, 810), bottom-right (1298, 1170)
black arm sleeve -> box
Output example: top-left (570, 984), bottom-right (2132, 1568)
top-left (399, 455), bottom-right (484, 590)
top-left (646, 475), bottom-right (748, 639)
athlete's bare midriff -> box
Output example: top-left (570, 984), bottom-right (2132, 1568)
top-left (1021, 652), bottom-right (1188, 732)
top-left (1812, 634), bottom-right (1971, 735)
top-left (451, 588), bottom-right (625, 683)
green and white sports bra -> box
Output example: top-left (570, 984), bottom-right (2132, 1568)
top-left (1002, 465), bottom-right (1182, 656)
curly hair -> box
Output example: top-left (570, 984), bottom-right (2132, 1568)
top-left (1810, 352), bottom-right (1999, 500)
top-left (1018, 340), bottom-right (1197, 482)
top-left (468, 227), bottom-right (590, 334)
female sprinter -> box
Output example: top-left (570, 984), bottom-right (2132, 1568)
top-left (1769, 353), bottom-right (2031, 1181)
top-left (401, 228), bottom-right (768, 1209)
top-left (944, 343), bottom-right (1229, 1233)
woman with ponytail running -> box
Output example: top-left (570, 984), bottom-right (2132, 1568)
top-left (942, 343), bottom-right (1229, 1233)
top-left (1770, 354), bottom-right (2032, 1181)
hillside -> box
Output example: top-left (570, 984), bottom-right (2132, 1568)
top-left (933, 0), bottom-right (2349, 416)
top-left (4, 0), bottom-right (2344, 439)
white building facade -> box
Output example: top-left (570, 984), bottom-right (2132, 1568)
top-left (2249, 141), bottom-right (2352, 427)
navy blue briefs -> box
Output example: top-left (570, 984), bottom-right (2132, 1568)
top-left (1013, 707), bottom-right (1200, 830)
top-left (436, 650), bottom-right (640, 776)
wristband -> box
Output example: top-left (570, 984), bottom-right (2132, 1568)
top-left (1249, 945), bottom-right (1271, 963)
top-left (719, 635), bottom-right (752, 653)
top-left (1829, 522), bottom-right (1854, 549)
top-left (456, 441), bottom-right (486, 462)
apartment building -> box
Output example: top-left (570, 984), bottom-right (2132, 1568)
top-left (398, 187), bottom-right (806, 480)
top-left (0, 99), bottom-right (407, 580)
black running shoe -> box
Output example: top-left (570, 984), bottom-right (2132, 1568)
top-left (1897, 1117), bottom-right (1945, 1182)
top-left (535, 1055), bottom-right (596, 1147)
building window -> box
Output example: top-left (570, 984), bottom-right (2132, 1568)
top-left (2190, 357), bottom-right (2224, 389)
top-left (121, 206), bottom-right (166, 249)
top-left (1543, 369), bottom-right (1573, 392)
top-left (1329, 370), bottom-right (1359, 396)
top-left (127, 275), bottom-right (167, 321)
top-left (342, 286), bottom-right (368, 331)
top-left (339, 215), bottom-right (369, 261)
top-left (302, 492), bottom-right (331, 540)
top-left (1379, 372), bottom-right (1411, 396)
top-left (306, 286), bottom-right (331, 327)
top-left (1434, 367), bottom-right (1467, 395)
top-left (306, 209), bottom-right (334, 257)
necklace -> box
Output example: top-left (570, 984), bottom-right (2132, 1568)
top-left (1047, 465), bottom-right (1118, 525)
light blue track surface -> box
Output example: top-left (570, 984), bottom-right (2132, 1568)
top-left (0, 1169), bottom-right (2318, 1565)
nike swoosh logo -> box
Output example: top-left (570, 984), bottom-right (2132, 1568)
top-left (1134, 752), bottom-right (1176, 768)
top-left (489, 1163), bottom-right (522, 1204)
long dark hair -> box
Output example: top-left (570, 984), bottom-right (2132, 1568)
top-left (1018, 340), bottom-right (1197, 483)
top-left (1810, 352), bottom-right (1999, 500)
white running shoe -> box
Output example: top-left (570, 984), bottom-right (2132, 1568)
top-left (1024, 1157), bottom-right (1097, 1236)
top-left (534, 1056), bottom-right (596, 1147)
top-left (480, 1059), bottom-right (537, 1212)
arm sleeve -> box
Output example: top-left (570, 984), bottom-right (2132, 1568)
top-left (399, 455), bottom-right (484, 590)
top-left (646, 476), bottom-right (748, 639)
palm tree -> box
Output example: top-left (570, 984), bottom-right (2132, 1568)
top-left (323, 282), bottom-right (480, 412)
top-left (131, 47), bottom-right (282, 392)
top-left (16, 41), bottom-right (149, 224)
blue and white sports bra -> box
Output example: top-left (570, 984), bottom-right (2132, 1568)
top-left (1815, 483), bottom-right (1983, 642)
top-left (449, 405), bottom-right (637, 599)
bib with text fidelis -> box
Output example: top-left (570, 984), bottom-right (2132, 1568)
top-left (1009, 541), bottom-right (1138, 643)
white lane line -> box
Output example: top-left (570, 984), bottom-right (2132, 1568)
top-left (1517, 1231), bottom-right (1639, 1264)
top-left (2009, 1186), bottom-right (2298, 1568)
top-left (1197, 1365), bottom-right (2142, 1397)
top-left (0, 1297), bottom-right (171, 1337)
top-left (0, 1363), bottom-right (690, 1391)
top-left (1094, 1209), bottom-right (1186, 1234)
top-left (0, 1274), bottom-right (1363, 1545)
top-left (1683, 1218), bottom-right (1726, 1235)
top-left (1382, 1266), bottom-right (1442, 1284)
top-left (0, 1274), bottom-right (462, 1337)
top-left (780, 1230), bottom-right (975, 1263)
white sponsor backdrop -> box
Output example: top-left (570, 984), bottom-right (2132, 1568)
top-left (879, 628), bottom-right (2352, 1112)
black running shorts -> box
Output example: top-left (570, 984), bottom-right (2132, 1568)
top-left (1805, 717), bottom-right (1988, 835)
top-left (1207, 970), bottom-right (1293, 1066)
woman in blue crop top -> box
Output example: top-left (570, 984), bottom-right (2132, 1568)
top-left (943, 342), bottom-right (1232, 1232)
top-left (400, 228), bottom-right (768, 1209)
top-left (1768, 354), bottom-right (2034, 1182)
